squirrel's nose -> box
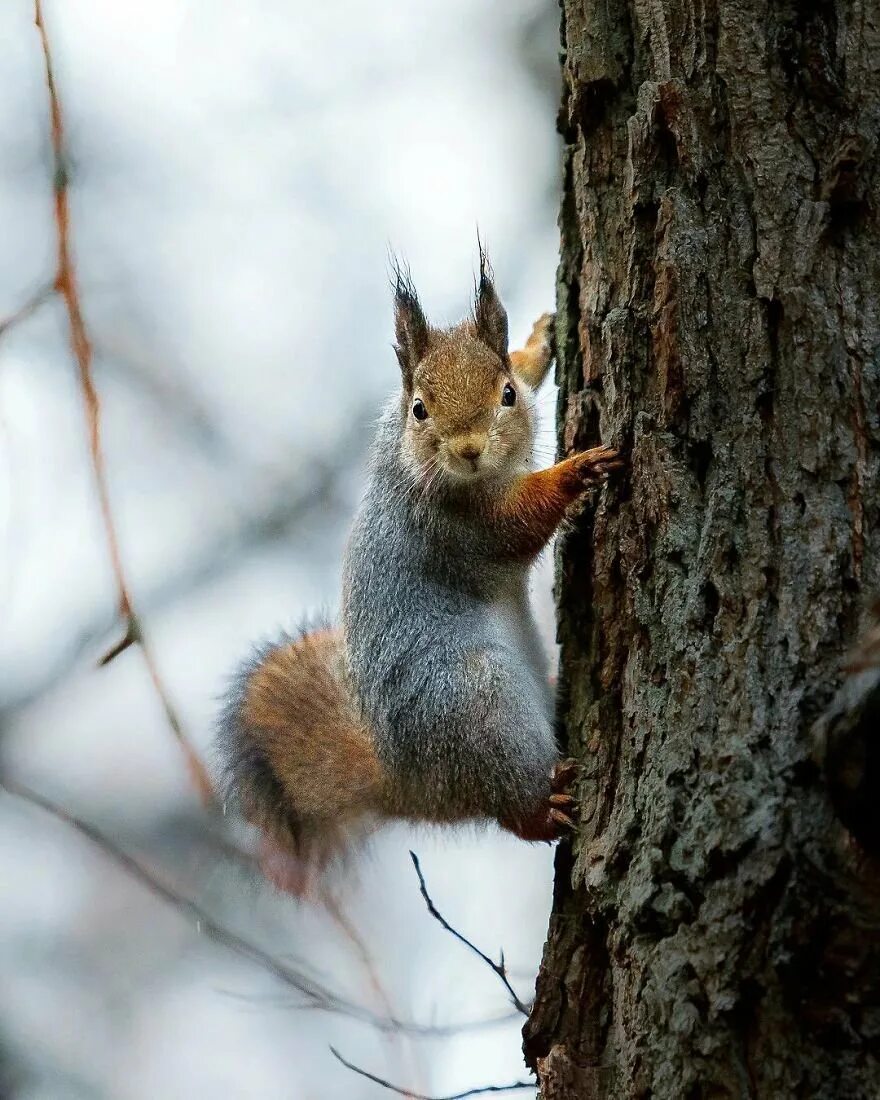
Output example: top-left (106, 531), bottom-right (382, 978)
top-left (451, 436), bottom-right (486, 464)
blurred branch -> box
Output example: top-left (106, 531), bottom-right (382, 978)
top-left (320, 888), bottom-right (425, 1099)
top-left (0, 283), bottom-right (244, 465)
top-left (2, 775), bottom-right (341, 1008)
top-left (196, 821), bottom-right (414, 1064)
top-left (0, 456), bottom-right (343, 718)
top-left (320, 888), bottom-right (404, 1028)
top-left (410, 852), bottom-right (529, 1016)
top-left (93, 340), bottom-right (239, 463)
top-left (0, 778), bottom-right (515, 1038)
top-left (33, 0), bottom-right (212, 803)
top-left (330, 1047), bottom-right (533, 1099)
top-left (0, 282), bottom-right (54, 343)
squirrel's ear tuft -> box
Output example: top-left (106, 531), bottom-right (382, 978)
top-left (391, 257), bottom-right (429, 390)
top-left (473, 245), bottom-right (509, 362)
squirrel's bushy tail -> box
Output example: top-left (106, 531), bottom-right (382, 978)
top-left (217, 624), bottom-right (384, 893)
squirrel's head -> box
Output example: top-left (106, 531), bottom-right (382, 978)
top-left (392, 251), bottom-right (536, 486)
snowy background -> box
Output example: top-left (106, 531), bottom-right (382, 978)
top-left (0, 2), bottom-right (563, 1097)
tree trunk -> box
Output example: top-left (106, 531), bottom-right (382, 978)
top-left (524, 1), bottom-right (880, 1096)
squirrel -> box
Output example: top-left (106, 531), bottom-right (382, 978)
top-left (217, 252), bottom-right (622, 893)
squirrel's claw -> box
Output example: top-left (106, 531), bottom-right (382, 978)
top-left (551, 758), bottom-right (581, 792)
top-left (501, 776), bottom-right (579, 841)
top-left (549, 808), bottom-right (576, 831)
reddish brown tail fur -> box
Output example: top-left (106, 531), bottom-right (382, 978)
top-left (219, 626), bottom-right (385, 892)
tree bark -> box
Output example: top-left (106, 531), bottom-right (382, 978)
top-left (524, 1), bottom-right (880, 1096)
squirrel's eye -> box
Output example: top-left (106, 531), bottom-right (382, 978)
top-left (412, 398), bottom-right (428, 421)
top-left (501, 383), bottom-right (517, 407)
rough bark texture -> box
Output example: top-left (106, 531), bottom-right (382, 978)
top-left (524, 1), bottom-right (880, 1096)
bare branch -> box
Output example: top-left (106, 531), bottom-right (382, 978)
top-left (32, 0), bottom-right (212, 803)
top-left (330, 1047), bottom-right (534, 1099)
top-left (0, 778), bottom-right (516, 1037)
top-left (98, 619), bottom-right (139, 666)
top-left (409, 852), bottom-right (530, 1016)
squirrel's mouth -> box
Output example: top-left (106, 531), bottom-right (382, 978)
top-left (440, 434), bottom-right (498, 482)
top-left (449, 458), bottom-right (482, 478)
top-left (441, 453), bottom-right (491, 482)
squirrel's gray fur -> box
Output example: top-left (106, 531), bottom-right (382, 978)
top-left (342, 397), bottom-right (557, 825)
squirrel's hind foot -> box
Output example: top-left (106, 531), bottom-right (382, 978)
top-left (500, 761), bottom-right (581, 842)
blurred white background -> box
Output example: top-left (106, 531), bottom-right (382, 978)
top-left (0, 2), bottom-right (563, 1097)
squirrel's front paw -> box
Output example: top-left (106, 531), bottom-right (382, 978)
top-left (571, 445), bottom-right (625, 486)
top-left (510, 312), bottom-right (556, 389)
top-left (526, 312), bottom-right (554, 356)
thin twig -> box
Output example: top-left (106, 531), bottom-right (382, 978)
top-left (0, 778), bottom-right (515, 1037)
top-left (32, 0), bottom-right (213, 804)
top-left (330, 1047), bottom-right (534, 1100)
top-left (409, 852), bottom-right (529, 1016)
